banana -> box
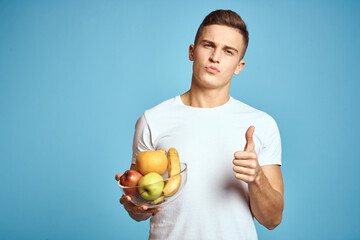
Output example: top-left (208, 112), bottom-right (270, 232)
top-left (163, 148), bottom-right (182, 197)
top-left (152, 195), bottom-right (165, 205)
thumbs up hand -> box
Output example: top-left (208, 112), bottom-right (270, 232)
top-left (233, 126), bottom-right (261, 183)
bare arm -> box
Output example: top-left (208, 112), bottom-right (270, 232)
top-left (233, 126), bottom-right (284, 230)
top-left (248, 165), bottom-right (284, 229)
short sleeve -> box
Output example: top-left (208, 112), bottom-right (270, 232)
top-left (257, 116), bottom-right (282, 166)
top-left (131, 113), bottom-right (155, 164)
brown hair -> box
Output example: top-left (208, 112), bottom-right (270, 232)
top-left (194, 9), bottom-right (249, 59)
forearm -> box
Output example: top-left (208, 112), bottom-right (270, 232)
top-left (248, 169), bottom-right (284, 230)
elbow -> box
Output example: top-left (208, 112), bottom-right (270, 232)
top-left (264, 201), bottom-right (284, 230)
top-left (266, 223), bottom-right (279, 231)
top-left (264, 215), bottom-right (282, 230)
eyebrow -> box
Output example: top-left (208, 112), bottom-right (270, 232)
top-left (200, 39), bottom-right (239, 53)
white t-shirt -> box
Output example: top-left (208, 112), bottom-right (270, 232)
top-left (132, 95), bottom-right (282, 240)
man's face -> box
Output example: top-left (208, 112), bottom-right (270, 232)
top-left (189, 24), bottom-right (246, 90)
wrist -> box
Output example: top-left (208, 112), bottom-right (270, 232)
top-left (250, 167), bottom-right (263, 187)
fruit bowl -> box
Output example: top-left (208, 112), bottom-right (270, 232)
top-left (118, 162), bottom-right (187, 208)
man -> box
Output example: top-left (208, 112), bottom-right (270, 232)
top-left (115, 9), bottom-right (284, 239)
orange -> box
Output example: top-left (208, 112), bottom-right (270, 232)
top-left (136, 150), bottom-right (168, 175)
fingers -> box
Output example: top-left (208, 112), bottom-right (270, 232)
top-left (120, 195), bottom-right (146, 212)
top-left (233, 158), bottom-right (257, 168)
top-left (233, 162), bottom-right (259, 183)
top-left (147, 207), bottom-right (162, 216)
top-left (234, 151), bottom-right (257, 160)
top-left (115, 173), bottom-right (123, 181)
top-left (233, 166), bottom-right (256, 176)
top-left (244, 126), bottom-right (255, 152)
top-left (119, 195), bottom-right (162, 216)
top-left (120, 194), bottom-right (131, 205)
top-left (124, 202), bottom-right (147, 213)
top-left (235, 173), bottom-right (257, 183)
top-left (233, 126), bottom-right (259, 184)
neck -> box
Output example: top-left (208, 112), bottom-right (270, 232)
top-left (180, 85), bottom-right (230, 108)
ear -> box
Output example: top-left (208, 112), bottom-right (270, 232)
top-left (189, 44), bottom-right (195, 61)
top-left (234, 60), bottom-right (245, 75)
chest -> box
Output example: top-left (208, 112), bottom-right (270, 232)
top-left (152, 116), bottom-right (261, 201)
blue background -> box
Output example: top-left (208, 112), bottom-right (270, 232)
top-left (1, 0), bottom-right (359, 239)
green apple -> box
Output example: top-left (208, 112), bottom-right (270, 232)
top-left (138, 172), bottom-right (165, 200)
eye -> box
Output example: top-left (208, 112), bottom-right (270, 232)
top-left (225, 50), bottom-right (233, 55)
top-left (204, 43), bottom-right (212, 48)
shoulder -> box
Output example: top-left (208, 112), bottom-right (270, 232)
top-left (231, 97), bottom-right (275, 121)
top-left (231, 97), bottom-right (279, 133)
top-left (142, 96), bottom-right (180, 123)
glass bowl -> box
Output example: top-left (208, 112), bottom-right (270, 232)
top-left (118, 162), bottom-right (187, 208)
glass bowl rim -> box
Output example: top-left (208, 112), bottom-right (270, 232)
top-left (118, 162), bottom-right (187, 189)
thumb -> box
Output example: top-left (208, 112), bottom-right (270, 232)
top-left (244, 126), bottom-right (255, 152)
top-left (115, 173), bottom-right (123, 181)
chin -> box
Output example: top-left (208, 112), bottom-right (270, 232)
top-left (196, 77), bottom-right (229, 90)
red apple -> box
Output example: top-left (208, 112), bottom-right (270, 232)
top-left (119, 170), bottom-right (143, 196)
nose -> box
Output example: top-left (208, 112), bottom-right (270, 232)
top-left (209, 48), bottom-right (221, 63)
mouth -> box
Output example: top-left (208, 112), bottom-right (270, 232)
top-left (205, 66), bottom-right (220, 73)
